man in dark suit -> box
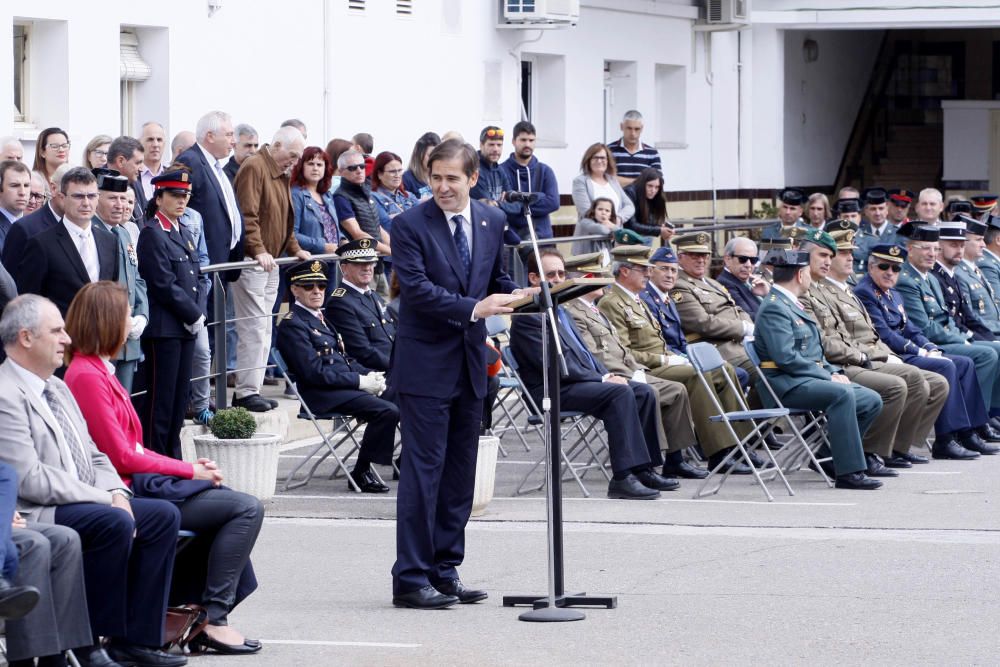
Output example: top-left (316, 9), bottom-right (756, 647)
top-left (15, 167), bottom-right (118, 316)
top-left (0, 294), bottom-right (186, 667)
top-left (325, 239), bottom-right (397, 372)
top-left (1, 169), bottom-right (63, 277)
top-left (276, 260), bottom-right (397, 493)
top-left (389, 140), bottom-right (526, 610)
top-left (715, 237), bottom-right (766, 320)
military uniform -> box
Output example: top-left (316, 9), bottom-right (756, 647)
top-left (977, 247), bottom-right (1000, 297)
top-left (565, 297), bottom-right (695, 456)
top-left (754, 282), bottom-right (878, 478)
top-left (955, 259), bottom-right (1000, 336)
top-left (325, 283), bottom-right (397, 372)
top-left (598, 281), bottom-right (748, 458)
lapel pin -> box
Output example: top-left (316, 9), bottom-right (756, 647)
top-left (481, 220), bottom-right (487, 226)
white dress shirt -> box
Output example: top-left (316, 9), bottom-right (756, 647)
top-left (62, 217), bottom-right (99, 282)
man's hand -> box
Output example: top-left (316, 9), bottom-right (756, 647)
top-left (184, 315), bottom-right (205, 336)
top-left (295, 249), bottom-right (312, 261)
top-left (750, 276), bottom-right (770, 297)
top-left (603, 374), bottom-right (628, 385)
top-left (660, 226), bottom-right (675, 243)
top-left (511, 287), bottom-right (540, 298)
top-left (111, 492), bottom-right (135, 537)
top-left (11, 511), bottom-right (25, 529)
top-left (831, 374), bottom-right (850, 385)
top-left (929, 349), bottom-right (943, 357)
top-left (359, 372), bottom-right (386, 395)
top-left (473, 293), bottom-right (523, 319)
top-left (255, 252), bottom-right (277, 272)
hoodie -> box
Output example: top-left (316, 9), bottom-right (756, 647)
top-left (500, 153), bottom-right (560, 239)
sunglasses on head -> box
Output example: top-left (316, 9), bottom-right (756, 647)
top-left (298, 282), bottom-right (327, 291)
top-left (484, 128), bottom-right (504, 139)
top-left (876, 263), bottom-right (901, 273)
top-left (344, 164), bottom-right (366, 172)
top-left (731, 254), bottom-right (759, 265)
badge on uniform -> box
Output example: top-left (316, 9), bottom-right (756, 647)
top-left (331, 288), bottom-right (346, 298)
top-left (672, 292), bottom-right (683, 303)
top-left (188, 239), bottom-right (194, 251)
top-left (481, 219), bottom-right (487, 226)
top-left (127, 244), bottom-right (138, 266)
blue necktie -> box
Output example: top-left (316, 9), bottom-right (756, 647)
top-left (557, 307), bottom-right (597, 372)
top-left (452, 214), bottom-right (471, 279)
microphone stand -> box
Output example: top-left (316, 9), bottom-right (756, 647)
top-left (502, 195), bottom-right (613, 621)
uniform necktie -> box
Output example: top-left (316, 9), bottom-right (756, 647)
top-left (452, 214), bottom-right (471, 279)
top-left (43, 385), bottom-right (96, 485)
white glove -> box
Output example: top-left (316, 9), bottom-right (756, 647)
top-left (917, 347), bottom-right (928, 357)
top-left (741, 321), bottom-right (755, 337)
top-left (631, 369), bottom-right (647, 384)
top-left (884, 354), bottom-right (903, 365)
top-left (183, 315), bottom-right (205, 335)
top-left (667, 354), bottom-right (691, 367)
top-left (359, 372), bottom-right (385, 395)
top-left (128, 315), bottom-right (147, 340)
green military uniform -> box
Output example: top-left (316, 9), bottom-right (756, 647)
top-left (754, 282), bottom-right (877, 477)
top-left (598, 281), bottom-right (748, 457)
top-left (955, 259), bottom-right (1000, 336)
top-left (670, 233), bottom-right (754, 373)
top-left (565, 297), bottom-right (695, 454)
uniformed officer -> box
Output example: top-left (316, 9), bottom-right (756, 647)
top-left (855, 239), bottom-right (994, 459)
top-left (971, 194), bottom-right (998, 216)
top-left (136, 169), bottom-right (204, 459)
top-left (798, 227), bottom-right (947, 473)
top-left (599, 245), bottom-right (759, 474)
top-left (324, 238), bottom-right (397, 372)
top-left (946, 199), bottom-right (974, 218)
top-left (275, 260), bottom-right (399, 492)
top-left (760, 188), bottom-right (809, 241)
top-left (894, 228), bottom-right (1000, 454)
top-left (977, 213), bottom-right (1000, 298)
top-left (752, 249), bottom-right (883, 490)
top-left (562, 252), bottom-right (704, 481)
top-left (833, 198), bottom-right (862, 227)
top-left (886, 188), bottom-right (914, 226)
top-left (954, 215), bottom-right (1000, 337)
top-left (671, 232), bottom-right (754, 374)
top-left (854, 188), bottom-right (898, 274)
top-left (91, 167), bottom-right (148, 391)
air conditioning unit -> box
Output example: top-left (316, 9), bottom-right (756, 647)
top-left (706, 0), bottom-right (750, 25)
top-left (498, 0), bottom-right (579, 29)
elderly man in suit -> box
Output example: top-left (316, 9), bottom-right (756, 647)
top-left (562, 253), bottom-right (704, 480)
top-left (90, 168), bottom-right (148, 391)
top-left (715, 237), bottom-right (767, 320)
top-left (389, 140), bottom-right (528, 610)
top-left (15, 168), bottom-right (119, 317)
top-left (0, 294), bottom-right (186, 667)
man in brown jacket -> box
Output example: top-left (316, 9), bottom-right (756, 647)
top-left (232, 126), bottom-right (310, 411)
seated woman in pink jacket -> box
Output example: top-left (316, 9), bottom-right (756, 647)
top-left (64, 281), bottom-right (264, 656)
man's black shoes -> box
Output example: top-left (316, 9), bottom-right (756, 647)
top-left (708, 451), bottom-right (752, 475)
top-left (435, 579), bottom-right (488, 604)
top-left (0, 576), bottom-right (39, 620)
top-left (231, 394), bottom-right (274, 413)
top-left (662, 460), bottom-right (709, 479)
top-left (835, 472), bottom-right (883, 490)
top-left (607, 474), bottom-right (660, 499)
top-left (105, 641), bottom-right (187, 667)
top-left (931, 438), bottom-right (979, 460)
top-left (73, 645), bottom-right (124, 667)
top-left (392, 585), bottom-right (459, 610)
top-left (961, 431), bottom-right (999, 455)
top-left (865, 453), bottom-right (898, 477)
top-left (635, 469), bottom-right (680, 491)
top-left (349, 468), bottom-right (390, 493)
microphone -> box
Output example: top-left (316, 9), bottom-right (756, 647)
top-left (506, 191), bottom-right (538, 204)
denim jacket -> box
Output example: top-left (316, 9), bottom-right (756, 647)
top-left (371, 186), bottom-right (418, 234)
top-left (291, 186), bottom-right (339, 252)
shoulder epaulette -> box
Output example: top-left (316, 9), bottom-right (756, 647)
top-left (330, 288), bottom-right (346, 298)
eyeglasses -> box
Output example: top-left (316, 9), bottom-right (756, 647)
top-left (46, 142), bottom-right (71, 151)
top-left (543, 270), bottom-right (567, 280)
top-left (67, 193), bottom-right (98, 202)
top-left (731, 254), bottom-right (759, 265)
top-left (590, 155), bottom-right (608, 162)
top-left (876, 263), bottom-right (902, 273)
top-left (297, 283), bottom-right (327, 292)
top-left (484, 128), bottom-right (504, 139)
top-left (344, 164), bottom-right (366, 172)
top-left (91, 149), bottom-right (108, 158)
top-left (28, 192), bottom-right (48, 203)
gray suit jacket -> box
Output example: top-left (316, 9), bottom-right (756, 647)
top-left (0, 360), bottom-right (122, 523)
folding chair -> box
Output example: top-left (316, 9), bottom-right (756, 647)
top-left (484, 315), bottom-right (532, 455)
top-left (271, 348), bottom-right (365, 492)
top-left (686, 342), bottom-right (795, 501)
top-left (743, 340), bottom-right (834, 486)
top-left (501, 345), bottom-right (612, 497)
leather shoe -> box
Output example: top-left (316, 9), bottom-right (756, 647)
top-left (808, 458), bottom-right (837, 479)
top-left (959, 432), bottom-right (999, 455)
top-left (977, 424), bottom-right (1000, 442)
top-left (393, 584), bottom-right (459, 609)
top-left (74, 646), bottom-right (123, 667)
top-left (891, 449), bottom-right (928, 465)
top-left (232, 393), bottom-right (274, 413)
top-left (932, 437), bottom-right (979, 460)
top-left (662, 460), bottom-right (709, 479)
top-left (708, 451), bottom-right (752, 475)
top-left (607, 474), bottom-right (660, 500)
top-left (865, 453), bottom-right (898, 477)
top-left (764, 433), bottom-right (784, 450)
top-left (262, 374), bottom-right (279, 386)
top-left (835, 471), bottom-right (883, 490)
top-left (883, 453), bottom-right (913, 468)
top-left (990, 417), bottom-right (1000, 431)
top-left (635, 469), bottom-right (680, 491)
top-left (106, 641), bottom-right (188, 667)
top-left (188, 631), bottom-right (262, 655)
top-left (349, 468), bottom-right (390, 493)
top-left (435, 578), bottom-right (488, 604)
top-left (0, 576), bottom-right (39, 619)
top-left (745, 449), bottom-right (775, 470)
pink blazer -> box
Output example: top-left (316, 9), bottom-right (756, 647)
top-left (65, 354), bottom-right (193, 485)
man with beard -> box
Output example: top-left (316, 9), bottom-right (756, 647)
top-left (500, 121), bottom-right (560, 240)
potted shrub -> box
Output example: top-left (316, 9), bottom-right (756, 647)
top-left (192, 407), bottom-right (282, 501)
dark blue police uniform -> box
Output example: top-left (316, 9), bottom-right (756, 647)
top-left (324, 282), bottom-right (397, 373)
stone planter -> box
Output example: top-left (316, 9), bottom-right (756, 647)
top-left (192, 432), bottom-right (282, 501)
top-left (472, 436), bottom-right (500, 517)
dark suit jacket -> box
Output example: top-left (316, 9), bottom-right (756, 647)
top-left (509, 306), bottom-right (607, 397)
top-left (16, 220), bottom-right (119, 315)
top-left (176, 144), bottom-right (244, 275)
top-left (390, 199), bottom-right (518, 400)
top-left (716, 268), bottom-right (761, 320)
top-left (2, 204), bottom-right (59, 278)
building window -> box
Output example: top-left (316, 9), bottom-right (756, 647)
top-left (520, 60), bottom-right (532, 121)
top-left (13, 24), bottom-right (28, 123)
top-left (119, 29), bottom-right (152, 136)
top-left (655, 64), bottom-right (687, 147)
top-left (521, 53), bottom-right (566, 146)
